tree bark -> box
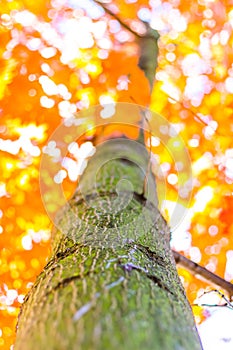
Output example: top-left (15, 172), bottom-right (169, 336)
top-left (15, 138), bottom-right (202, 350)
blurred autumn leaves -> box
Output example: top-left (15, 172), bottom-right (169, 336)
top-left (1, 0), bottom-right (233, 348)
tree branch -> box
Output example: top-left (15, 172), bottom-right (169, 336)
top-left (173, 250), bottom-right (233, 299)
top-left (94, 0), bottom-right (142, 38)
top-left (94, 0), bottom-right (159, 90)
top-left (137, 24), bottom-right (159, 91)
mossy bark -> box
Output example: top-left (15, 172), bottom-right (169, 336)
top-left (15, 139), bottom-right (202, 350)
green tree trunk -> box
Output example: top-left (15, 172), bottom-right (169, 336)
top-left (15, 138), bottom-right (202, 350)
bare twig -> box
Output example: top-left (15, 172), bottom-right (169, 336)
top-left (193, 289), bottom-right (233, 309)
top-left (165, 94), bottom-right (220, 138)
top-left (193, 302), bottom-right (232, 308)
top-left (94, 0), bottom-right (142, 38)
top-left (173, 250), bottom-right (233, 299)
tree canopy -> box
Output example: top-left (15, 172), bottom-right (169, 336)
top-left (0, 1), bottom-right (233, 349)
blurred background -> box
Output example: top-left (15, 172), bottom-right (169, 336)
top-left (0, 0), bottom-right (233, 349)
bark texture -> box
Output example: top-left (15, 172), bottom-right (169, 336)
top-left (15, 139), bottom-right (202, 350)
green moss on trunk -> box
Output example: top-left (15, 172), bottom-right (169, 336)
top-left (15, 139), bottom-right (202, 350)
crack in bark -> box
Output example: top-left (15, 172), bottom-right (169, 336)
top-left (42, 245), bottom-right (80, 275)
top-left (44, 244), bottom-right (174, 299)
top-left (44, 270), bottom-right (94, 297)
top-left (73, 190), bottom-right (156, 208)
top-left (146, 274), bottom-right (175, 296)
top-left (120, 262), bottom-right (174, 296)
top-left (129, 242), bottom-right (168, 267)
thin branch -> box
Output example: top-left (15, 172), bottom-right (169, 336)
top-left (165, 94), bottom-right (220, 136)
top-left (202, 289), bottom-right (233, 308)
top-left (95, 1), bottom-right (221, 139)
top-left (94, 0), bottom-right (159, 90)
top-left (94, 0), bottom-right (142, 38)
top-left (193, 289), bottom-right (233, 309)
top-left (173, 250), bottom-right (233, 299)
top-left (193, 302), bottom-right (232, 308)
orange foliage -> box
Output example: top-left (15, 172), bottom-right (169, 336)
top-left (1, 0), bottom-right (233, 348)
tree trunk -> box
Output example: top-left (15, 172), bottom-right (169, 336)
top-left (15, 138), bottom-right (202, 350)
